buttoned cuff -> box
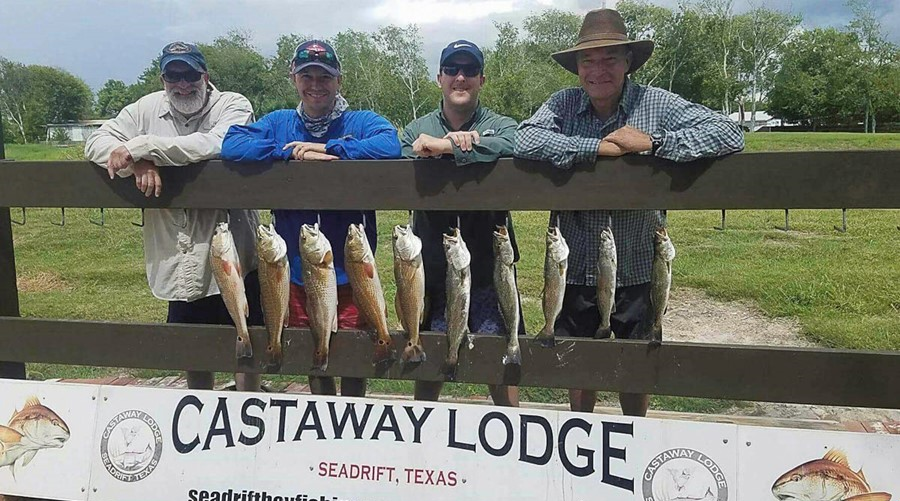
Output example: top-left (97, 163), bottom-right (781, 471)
top-left (575, 137), bottom-right (602, 165)
top-left (124, 136), bottom-right (150, 162)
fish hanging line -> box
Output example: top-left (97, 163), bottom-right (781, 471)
top-left (51, 208), bottom-right (65, 227)
top-left (317, 212), bottom-right (321, 227)
top-left (133, 209), bottom-right (144, 228)
top-left (90, 208), bottom-right (105, 227)
top-left (361, 211), bottom-right (367, 228)
top-left (10, 208), bottom-right (25, 226)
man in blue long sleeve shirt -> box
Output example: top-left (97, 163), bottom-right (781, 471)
top-left (222, 40), bottom-right (401, 397)
top-left (515, 9), bottom-right (744, 417)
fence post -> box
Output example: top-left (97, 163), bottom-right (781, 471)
top-left (0, 110), bottom-right (27, 379)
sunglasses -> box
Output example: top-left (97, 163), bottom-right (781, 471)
top-left (441, 64), bottom-right (482, 78)
top-left (162, 70), bottom-right (204, 83)
top-left (294, 48), bottom-right (338, 68)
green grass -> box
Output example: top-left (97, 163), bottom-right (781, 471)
top-left (6, 134), bottom-right (899, 414)
top-left (743, 132), bottom-right (900, 151)
top-left (4, 144), bottom-right (84, 160)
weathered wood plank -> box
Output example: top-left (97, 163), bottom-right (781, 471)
top-left (0, 317), bottom-right (897, 409)
top-left (1, 152), bottom-right (898, 210)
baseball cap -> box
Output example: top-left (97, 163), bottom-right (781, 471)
top-left (291, 40), bottom-right (341, 77)
top-left (159, 42), bottom-right (208, 72)
top-left (439, 40), bottom-right (484, 68)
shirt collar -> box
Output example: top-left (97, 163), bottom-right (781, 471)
top-left (576, 77), bottom-right (636, 118)
top-left (437, 100), bottom-right (483, 131)
top-left (159, 83), bottom-right (219, 119)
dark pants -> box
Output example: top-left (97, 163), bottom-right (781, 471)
top-left (167, 271), bottom-right (263, 326)
top-left (554, 282), bottom-right (653, 340)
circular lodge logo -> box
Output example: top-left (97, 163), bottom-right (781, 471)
top-left (100, 410), bottom-right (163, 482)
top-left (642, 448), bottom-right (729, 501)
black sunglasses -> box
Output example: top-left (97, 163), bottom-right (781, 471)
top-left (162, 70), bottom-right (204, 83)
top-left (441, 64), bottom-right (481, 77)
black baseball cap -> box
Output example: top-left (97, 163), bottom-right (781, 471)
top-left (439, 40), bottom-right (484, 68)
top-left (159, 42), bottom-right (207, 72)
top-left (291, 40), bottom-right (341, 77)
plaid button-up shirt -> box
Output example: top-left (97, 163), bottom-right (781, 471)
top-left (515, 79), bottom-right (744, 287)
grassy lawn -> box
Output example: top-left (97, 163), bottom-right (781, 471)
top-left (5, 133), bottom-right (899, 412)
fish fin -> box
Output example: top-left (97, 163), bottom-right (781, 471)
top-left (20, 449), bottom-right (37, 468)
top-left (282, 308), bottom-right (290, 328)
top-left (557, 263), bottom-right (565, 276)
top-left (535, 325), bottom-right (556, 348)
top-left (244, 298), bottom-right (250, 318)
top-left (595, 326), bottom-right (612, 339)
top-left (502, 345), bottom-right (521, 366)
top-left (844, 493), bottom-right (892, 501)
top-left (364, 262), bottom-right (375, 279)
top-left (9, 408), bottom-right (16, 424)
top-left (650, 324), bottom-right (662, 342)
top-left (222, 260), bottom-right (232, 275)
top-left (857, 468), bottom-right (867, 483)
top-left (332, 312), bottom-right (338, 333)
top-left (24, 396), bottom-right (41, 408)
top-left (611, 301), bottom-right (616, 313)
top-left (323, 250), bottom-right (333, 265)
top-left (401, 342), bottom-right (426, 364)
top-left (823, 448), bottom-right (850, 466)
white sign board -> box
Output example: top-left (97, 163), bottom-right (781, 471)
top-left (0, 380), bottom-right (897, 501)
top-left (0, 380), bottom-right (98, 501)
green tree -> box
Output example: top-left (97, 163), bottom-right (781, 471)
top-left (846, 0), bottom-right (898, 132)
top-left (199, 30), bottom-right (271, 117)
top-left (0, 59), bottom-right (93, 142)
top-left (735, 6), bottom-right (801, 131)
top-left (768, 28), bottom-right (864, 127)
top-left (0, 57), bottom-right (30, 142)
top-left (95, 79), bottom-right (130, 117)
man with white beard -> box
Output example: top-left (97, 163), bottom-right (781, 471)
top-left (85, 42), bottom-right (263, 392)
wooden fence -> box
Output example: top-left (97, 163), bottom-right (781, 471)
top-left (1, 152), bottom-right (898, 409)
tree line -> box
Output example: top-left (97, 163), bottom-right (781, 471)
top-left (2, 0), bottom-right (898, 144)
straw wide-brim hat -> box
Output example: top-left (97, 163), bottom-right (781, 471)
top-left (552, 8), bottom-right (654, 75)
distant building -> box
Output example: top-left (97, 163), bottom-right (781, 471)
top-left (45, 120), bottom-right (107, 143)
top-left (727, 111), bottom-right (788, 132)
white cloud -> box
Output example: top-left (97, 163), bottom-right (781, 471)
top-left (371, 0), bottom-right (516, 24)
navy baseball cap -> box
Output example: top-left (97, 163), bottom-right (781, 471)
top-left (159, 42), bottom-right (207, 72)
top-left (291, 40), bottom-right (341, 77)
top-left (439, 40), bottom-right (484, 68)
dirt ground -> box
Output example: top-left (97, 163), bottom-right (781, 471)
top-left (657, 287), bottom-right (900, 422)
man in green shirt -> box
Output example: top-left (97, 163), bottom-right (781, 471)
top-left (401, 40), bottom-right (524, 407)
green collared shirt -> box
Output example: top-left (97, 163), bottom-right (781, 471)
top-left (401, 104), bottom-right (519, 294)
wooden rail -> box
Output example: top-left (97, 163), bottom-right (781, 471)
top-left (1, 152), bottom-right (898, 408)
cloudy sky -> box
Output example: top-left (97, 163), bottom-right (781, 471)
top-left (2, 0), bottom-right (898, 91)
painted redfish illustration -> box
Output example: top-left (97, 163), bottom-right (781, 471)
top-left (772, 449), bottom-right (892, 501)
top-left (0, 397), bottom-right (70, 478)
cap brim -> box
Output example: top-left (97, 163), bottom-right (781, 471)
top-left (551, 39), bottom-right (654, 75)
top-left (292, 62), bottom-right (341, 77)
top-left (161, 55), bottom-right (205, 72)
top-left (439, 49), bottom-right (483, 67)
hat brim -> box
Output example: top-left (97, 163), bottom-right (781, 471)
top-left (160, 55), bottom-right (205, 72)
top-left (551, 39), bottom-right (654, 75)
top-left (292, 61), bottom-right (341, 77)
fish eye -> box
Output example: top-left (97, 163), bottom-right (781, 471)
top-left (790, 474), bottom-right (802, 482)
top-left (52, 419), bottom-right (59, 426)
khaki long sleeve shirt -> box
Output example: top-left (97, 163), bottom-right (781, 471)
top-left (85, 86), bottom-right (259, 301)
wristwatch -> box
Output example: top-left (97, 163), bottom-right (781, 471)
top-left (650, 132), bottom-right (664, 155)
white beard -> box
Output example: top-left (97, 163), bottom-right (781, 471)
top-left (167, 88), bottom-right (207, 116)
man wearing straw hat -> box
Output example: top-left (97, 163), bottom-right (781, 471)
top-left (515, 9), bottom-right (744, 417)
